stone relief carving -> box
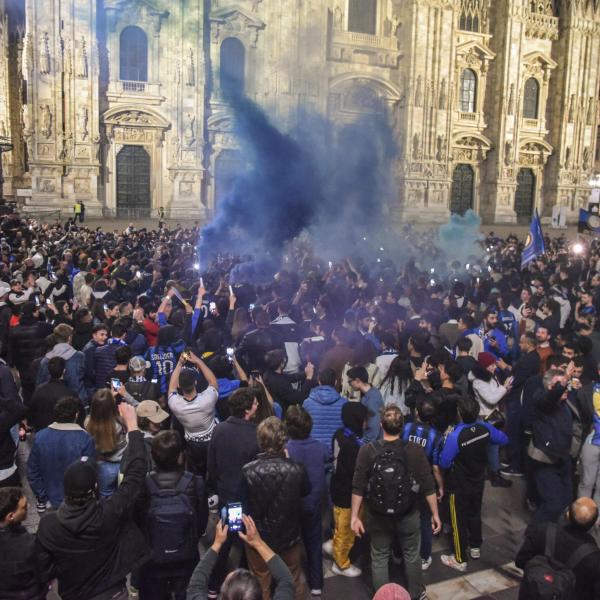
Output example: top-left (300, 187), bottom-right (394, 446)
top-left (39, 32), bottom-right (51, 75)
top-left (186, 49), bottom-right (195, 86)
top-left (25, 33), bottom-right (34, 77)
top-left (77, 37), bottom-right (88, 78)
top-left (39, 179), bottom-right (55, 193)
top-left (77, 106), bottom-right (89, 140)
top-left (40, 104), bottom-right (52, 139)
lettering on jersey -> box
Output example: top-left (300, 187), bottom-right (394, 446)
top-left (460, 432), bottom-right (490, 447)
top-left (408, 435), bottom-right (427, 448)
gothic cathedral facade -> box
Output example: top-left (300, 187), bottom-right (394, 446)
top-left (0, 0), bottom-right (599, 223)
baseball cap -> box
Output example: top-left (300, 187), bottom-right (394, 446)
top-left (63, 457), bottom-right (97, 500)
top-left (129, 355), bottom-right (148, 372)
top-left (136, 400), bottom-right (169, 424)
top-left (477, 352), bottom-right (497, 370)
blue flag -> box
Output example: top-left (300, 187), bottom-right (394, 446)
top-left (578, 209), bottom-right (600, 235)
top-left (521, 210), bottom-right (545, 269)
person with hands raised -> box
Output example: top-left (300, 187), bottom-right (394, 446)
top-left (168, 350), bottom-right (218, 477)
top-left (186, 515), bottom-right (295, 600)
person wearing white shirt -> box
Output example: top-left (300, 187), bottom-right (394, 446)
top-left (168, 350), bottom-right (218, 478)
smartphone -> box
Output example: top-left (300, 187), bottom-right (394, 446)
top-left (199, 277), bottom-right (204, 288)
top-left (34, 295), bottom-right (40, 307)
top-left (46, 298), bottom-right (51, 306)
top-left (181, 351), bottom-right (191, 363)
top-left (229, 285), bottom-right (234, 296)
top-left (249, 303), bottom-right (255, 311)
top-left (226, 347), bottom-right (234, 362)
top-left (111, 378), bottom-right (122, 391)
top-left (225, 502), bottom-right (243, 532)
top-left (209, 301), bottom-right (216, 312)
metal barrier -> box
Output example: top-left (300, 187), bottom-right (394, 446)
top-left (21, 208), bottom-right (63, 222)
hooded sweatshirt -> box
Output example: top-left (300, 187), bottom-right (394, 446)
top-left (36, 343), bottom-right (86, 401)
top-left (303, 385), bottom-right (347, 459)
top-left (330, 402), bottom-right (367, 508)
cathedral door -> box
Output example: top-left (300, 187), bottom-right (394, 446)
top-left (450, 164), bottom-right (474, 216)
top-left (116, 145), bottom-right (150, 218)
top-left (215, 150), bottom-right (244, 206)
top-left (515, 168), bottom-right (535, 224)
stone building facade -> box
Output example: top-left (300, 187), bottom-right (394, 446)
top-left (1, 0), bottom-right (600, 223)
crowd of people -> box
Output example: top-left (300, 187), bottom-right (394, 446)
top-left (1, 209), bottom-right (600, 599)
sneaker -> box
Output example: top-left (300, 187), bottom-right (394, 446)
top-left (440, 554), bottom-right (467, 572)
top-left (311, 590), bottom-right (322, 597)
top-left (418, 593), bottom-right (429, 600)
top-left (470, 547), bottom-right (481, 560)
top-left (491, 473), bottom-right (512, 488)
top-left (207, 591), bottom-right (218, 600)
top-left (322, 539), bottom-right (333, 556)
top-left (499, 467), bottom-right (524, 477)
top-left (421, 556), bottom-right (433, 571)
top-left (526, 498), bottom-right (538, 512)
top-left (331, 563), bottom-right (362, 577)
top-left (36, 499), bottom-right (49, 514)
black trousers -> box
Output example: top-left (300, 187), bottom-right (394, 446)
top-left (185, 439), bottom-right (210, 478)
top-left (449, 487), bottom-right (483, 563)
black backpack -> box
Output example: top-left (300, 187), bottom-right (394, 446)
top-left (521, 524), bottom-right (598, 599)
top-left (366, 441), bottom-right (414, 516)
top-left (145, 472), bottom-right (198, 564)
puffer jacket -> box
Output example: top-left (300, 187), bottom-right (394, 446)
top-left (242, 453), bottom-right (310, 552)
top-left (8, 319), bottom-right (53, 378)
top-left (36, 343), bottom-right (86, 401)
top-left (94, 339), bottom-right (127, 389)
top-left (235, 327), bottom-right (284, 373)
top-left (303, 385), bottom-right (347, 459)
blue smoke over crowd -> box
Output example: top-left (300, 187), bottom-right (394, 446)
top-left (437, 209), bottom-right (484, 264)
top-left (199, 93), bottom-right (398, 268)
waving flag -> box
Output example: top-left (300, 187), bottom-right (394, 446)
top-left (521, 210), bottom-right (545, 269)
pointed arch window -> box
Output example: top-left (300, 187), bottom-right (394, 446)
top-left (523, 78), bottom-right (540, 119)
top-left (120, 26), bottom-right (148, 82)
top-left (460, 69), bottom-right (478, 113)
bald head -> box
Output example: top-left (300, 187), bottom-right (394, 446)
top-left (568, 497), bottom-right (598, 532)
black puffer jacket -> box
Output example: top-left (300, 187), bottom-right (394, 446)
top-left (8, 320), bottom-right (53, 377)
top-left (242, 453), bottom-right (310, 552)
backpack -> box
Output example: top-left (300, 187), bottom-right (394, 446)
top-left (145, 472), bottom-right (198, 564)
top-left (521, 523), bottom-right (598, 599)
top-left (366, 441), bottom-right (414, 516)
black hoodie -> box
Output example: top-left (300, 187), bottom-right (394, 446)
top-left (330, 402), bottom-right (368, 508)
top-left (36, 430), bottom-right (150, 600)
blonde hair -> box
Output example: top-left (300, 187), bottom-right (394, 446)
top-left (256, 417), bottom-right (287, 453)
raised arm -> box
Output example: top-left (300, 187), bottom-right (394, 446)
top-left (188, 351), bottom-right (218, 389)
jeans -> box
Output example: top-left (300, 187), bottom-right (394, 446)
top-left (532, 458), bottom-right (572, 524)
top-left (578, 439), bottom-right (600, 505)
top-left (332, 506), bottom-right (355, 570)
top-left (97, 460), bottom-right (120, 498)
top-left (367, 509), bottom-right (422, 599)
top-left (138, 567), bottom-right (194, 600)
top-left (488, 443), bottom-right (501, 473)
top-left (506, 399), bottom-right (523, 471)
top-left (449, 488), bottom-right (483, 564)
top-left (301, 508), bottom-right (323, 590)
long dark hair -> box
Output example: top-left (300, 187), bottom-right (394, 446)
top-left (380, 355), bottom-right (414, 395)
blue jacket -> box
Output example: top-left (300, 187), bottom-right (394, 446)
top-left (36, 343), bottom-right (87, 401)
top-left (303, 385), bottom-right (347, 459)
top-left (94, 338), bottom-right (127, 389)
top-left (287, 437), bottom-right (328, 512)
top-left (27, 423), bottom-right (95, 506)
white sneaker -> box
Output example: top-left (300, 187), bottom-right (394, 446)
top-left (421, 556), bottom-right (433, 571)
top-left (470, 547), bottom-right (481, 560)
top-left (331, 563), bottom-right (362, 577)
top-left (322, 539), bottom-right (333, 555)
top-left (440, 554), bottom-right (467, 572)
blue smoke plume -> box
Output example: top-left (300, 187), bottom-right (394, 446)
top-left (437, 209), bottom-right (484, 264)
top-left (199, 94), bottom-right (398, 267)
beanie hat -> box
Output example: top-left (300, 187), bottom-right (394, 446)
top-left (63, 458), bottom-right (97, 500)
top-left (477, 352), bottom-right (497, 370)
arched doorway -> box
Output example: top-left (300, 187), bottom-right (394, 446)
top-left (116, 145), bottom-right (150, 218)
top-left (215, 150), bottom-right (245, 206)
top-left (450, 164), bottom-right (474, 216)
top-left (515, 168), bottom-right (535, 224)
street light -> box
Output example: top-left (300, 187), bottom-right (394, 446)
top-left (0, 136), bottom-right (14, 204)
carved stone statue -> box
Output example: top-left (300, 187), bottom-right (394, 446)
top-left (21, 104), bottom-right (31, 134)
top-left (25, 33), bottom-right (34, 77)
top-left (568, 94), bottom-right (575, 122)
top-left (583, 146), bottom-right (591, 171)
top-left (184, 114), bottom-right (195, 147)
top-left (564, 146), bottom-right (571, 169)
top-left (412, 133), bottom-right (421, 160)
top-left (334, 6), bottom-right (343, 30)
top-left (39, 32), bottom-right (51, 75)
top-left (587, 97), bottom-right (595, 126)
top-left (504, 140), bottom-right (513, 166)
top-left (59, 133), bottom-right (72, 161)
top-left (186, 49), bottom-right (195, 86)
top-left (436, 135), bottom-right (446, 161)
top-left (77, 106), bottom-right (89, 140)
top-left (77, 37), bottom-right (88, 78)
top-left (439, 78), bottom-right (447, 110)
top-left (40, 104), bottom-right (52, 139)
top-left (0, 119), bottom-right (6, 138)
top-left (414, 75), bottom-right (422, 107)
